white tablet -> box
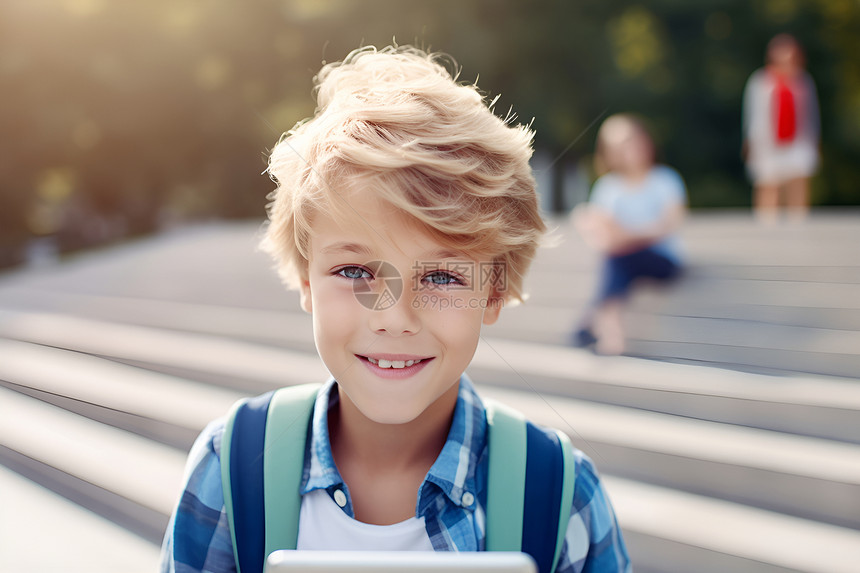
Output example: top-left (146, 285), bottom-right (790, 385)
top-left (265, 550), bottom-right (537, 573)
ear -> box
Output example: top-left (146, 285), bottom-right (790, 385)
top-left (482, 290), bottom-right (504, 326)
top-left (299, 278), bottom-right (313, 314)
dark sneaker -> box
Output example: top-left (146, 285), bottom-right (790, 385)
top-left (571, 328), bottom-right (597, 348)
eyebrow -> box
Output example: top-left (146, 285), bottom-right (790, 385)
top-left (424, 248), bottom-right (472, 261)
top-left (319, 242), bottom-right (374, 256)
top-left (318, 243), bottom-right (473, 262)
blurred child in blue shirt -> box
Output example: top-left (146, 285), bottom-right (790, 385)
top-left (573, 114), bottom-right (687, 355)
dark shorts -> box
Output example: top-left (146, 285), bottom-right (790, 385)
top-left (597, 247), bottom-right (681, 302)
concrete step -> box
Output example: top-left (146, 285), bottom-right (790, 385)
top-left (491, 284), bottom-right (860, 346)
top-left (484, 275), bottom-right (860, 378)
top-left (4, 216), bottom-right (858, 380)
top-left (485, 299), bottom-right (860, 363)
top-left (3, 363), bottom-right (858, 573)
top-left (0, 386), bottom-right (186, 542)
top-left (10, 282), bottom-right (858, 383)
top-left (3, 305), bottom-right (858, 445)
top-left (0, 286), bottom-right (310, 349)
top-left (623, 337), bottom-right (860, 380)
top-left (0, 222), bottom-right (291, 311)
top-left (533, 212), bottom-right (860, 269)
top-left (0, 465), bottom-right (160, 573)
top-left (479, 386), bottom-right (860, 529)
top-left (469, 338), bottom-right (860, 445)
top-left (0, 308), bottom-right (326, 393)
top-left (605, 476), bottom-right (860, 573)
top-left (0, 338), bottom-right (244, 449)
top-left (525, 267), bottom-right (860, 311)
top-left (3, 334), bottom-right (858, 529)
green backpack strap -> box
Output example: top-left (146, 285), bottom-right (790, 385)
top-left (485, 398), bottom-right (576, 573)
top-left (262, 384), bottom-right (320, 557)
top-left (220, 383), bottom-right (320, 573)
top-left (485, 399), bottom-right (528, 551)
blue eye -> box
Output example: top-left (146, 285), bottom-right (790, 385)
top-left (424, 271), bottom-right (464, 286)
top-left (337, 266), bottom-right (372, 280)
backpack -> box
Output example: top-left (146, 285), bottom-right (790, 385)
top-left (220, 383), bottom-right (576, 573)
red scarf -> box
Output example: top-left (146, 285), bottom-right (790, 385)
top-left (772, 73), bottom-right (797, 144)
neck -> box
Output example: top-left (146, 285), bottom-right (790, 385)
top-left (330, 383), bottom-right (457, 471)
top-left (769, 64), bottom-right (798, 80)
top-left (621, 164), bottom-right (652, 185)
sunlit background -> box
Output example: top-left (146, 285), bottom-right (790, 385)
top-left (1, 1), bottom-right (859, 572)
top-left (1, 0), bottom-right (859, 266)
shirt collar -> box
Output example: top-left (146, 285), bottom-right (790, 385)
top-left (300, 375), bottom-right (488, 515)
top-left (301, 379), bottom-right (343, 495)
top-left (419, 374), bottom-right (486, 514)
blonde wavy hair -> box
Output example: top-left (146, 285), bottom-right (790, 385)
top-left (260, 45), bottom-right (545, 303)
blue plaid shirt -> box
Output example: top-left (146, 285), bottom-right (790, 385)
top-left (160, 377), bottom-right (630, 572)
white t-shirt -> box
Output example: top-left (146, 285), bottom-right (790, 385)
top-left (296, 488), bottom-right (435, 551)
top-left (590, 165), bottom-right (686, 262)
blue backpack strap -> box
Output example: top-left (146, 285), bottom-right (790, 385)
top-left (220, 384), bottom-right (320, 573)
top-left (523, 425), bottom-right (576, 573)
top-left (485, 399), bottom-right (576, 573)
top-left (220, 391), bottom-right (275, 573)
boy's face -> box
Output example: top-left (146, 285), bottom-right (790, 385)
top-left (300, 191), bottom-right (503, 426)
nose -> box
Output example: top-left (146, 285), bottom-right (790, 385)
top-left (367, 289), bottom-right (421, 336)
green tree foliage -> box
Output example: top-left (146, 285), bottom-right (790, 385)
top-left (0, 0), bottom-right (857, 262)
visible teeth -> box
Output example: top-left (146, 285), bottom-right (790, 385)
top-left (367, 357), bottom-right (421, 369)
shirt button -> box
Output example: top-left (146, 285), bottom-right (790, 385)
top-left (333, 489), bottom-right (347, 508)
top-left (461, 492), bottom-right (475, 507)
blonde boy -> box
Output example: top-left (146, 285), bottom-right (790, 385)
top-left (161, 45), bottom-right (629, 573)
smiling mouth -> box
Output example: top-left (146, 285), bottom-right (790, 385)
top-left (361, 356), bottom-right (431, 369)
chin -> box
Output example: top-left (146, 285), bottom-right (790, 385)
top-left (359, 403), bottom-right (425, 426)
